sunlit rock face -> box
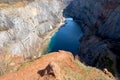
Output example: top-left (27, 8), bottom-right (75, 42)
top-left (64, 0), bottom-right (120, 77)
top-left (0, 0), bottom-right (66, 56)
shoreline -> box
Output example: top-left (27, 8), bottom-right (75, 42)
top-left (41, 22), bottom-right (65, 54)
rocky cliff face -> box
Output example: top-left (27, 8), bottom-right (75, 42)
top-left (64, 0), bottom-right (120, 78)
top-left (0, 0), bottom-right (65, 57)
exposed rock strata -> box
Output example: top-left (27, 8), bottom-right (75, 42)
top-left (0, 0), bottom-right (66, 57)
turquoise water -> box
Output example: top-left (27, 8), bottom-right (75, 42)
top-left (46, 18), bottom-right (83, 55)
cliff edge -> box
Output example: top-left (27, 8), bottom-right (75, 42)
top-left (0, 50), bottom-right (114, 80)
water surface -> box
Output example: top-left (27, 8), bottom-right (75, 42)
top-left (46, 18), bottom-right (83, 55)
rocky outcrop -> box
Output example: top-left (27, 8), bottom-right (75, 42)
top-left (38, 62), bottom-right (62, 80)
top-left (0, 0), bottom-right (66, 57)
top-left (64, 0), bottom-right (120, 78)
top-left (0, 50), bottom-right (114, 80)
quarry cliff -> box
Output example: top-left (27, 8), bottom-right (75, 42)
top-left (64, 0), bottom-right (120, 78)
top-left (0, 0), bottom-right (65, 57)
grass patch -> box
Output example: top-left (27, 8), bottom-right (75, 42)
top-left (98, 74), bottom-right (110, 80)
top-left (75, 60), bottom-right (82, 67)
top-left (75, 60), bottom-right (89, 74)
top-left (63, 67), bottom-right (83, 80)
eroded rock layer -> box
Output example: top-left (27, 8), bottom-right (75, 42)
top-left (0, 0), bottom-right (66, 57)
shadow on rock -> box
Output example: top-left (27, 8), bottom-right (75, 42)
top-left (37, 62), bottom-right (62, 80)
